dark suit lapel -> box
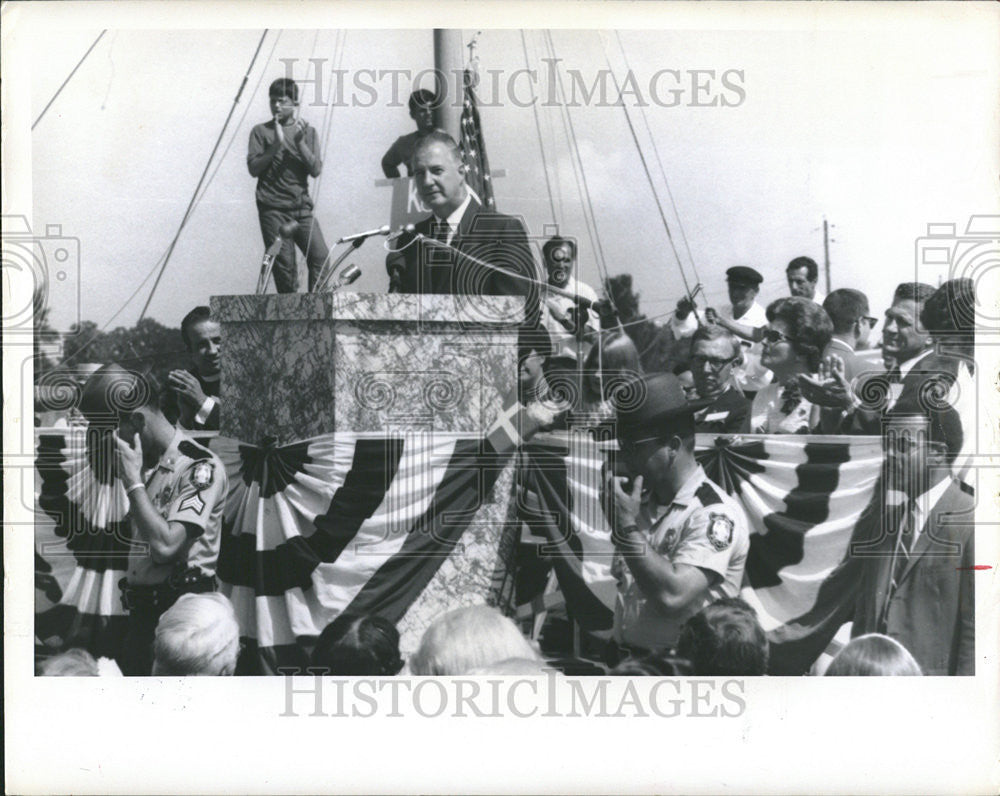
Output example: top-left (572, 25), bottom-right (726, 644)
top-left (898, 480), bottom-right (963, 584)
top-left (451, 197), bottom-right (482, 251)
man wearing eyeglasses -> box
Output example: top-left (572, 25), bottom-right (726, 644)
top-left (703, 266), bottom-right (771, 399)
top-left (608, 373), bottom-right (750, 663)
top-left (688, 326), bottom-right (751, 434)
top-left (820, 289), bottom-right (876, 384)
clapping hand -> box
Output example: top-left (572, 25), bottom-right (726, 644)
top-left (798, 354), bottom-right (853, 409)
top-left (704, 307), bottom-right (719, 324)
top-left (168, 369), bottom-right (207, 409)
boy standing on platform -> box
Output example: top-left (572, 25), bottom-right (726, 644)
top-left (247, 77), bottom-right (330, 293)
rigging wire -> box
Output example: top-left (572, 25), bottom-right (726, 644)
top-left (543, 31), bottom-right (610, 283)
top-left (532, 32), bottom-right (565, 225)
top-left (32, 30), bottom-right (107, 130)
top-left (60, 30), bottom-right (282, 366)
top-left (520, 30), bottom-right (558, 228)
top-left (598, 30), bottom-right (698, 312)
top-left (615, 30), bottom-right (702, 289)
top-left (138, 29), bottom-right (270, 321)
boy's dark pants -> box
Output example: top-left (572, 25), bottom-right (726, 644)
top-left (258, 206), bottom-right (330, 293)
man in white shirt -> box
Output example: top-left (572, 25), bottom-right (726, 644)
top-left (704, 266), bottom-right (771, 398)
top-left (786, 256), bottom-right (826, 306)
top-left (540, 234), bottom-right (599, 363)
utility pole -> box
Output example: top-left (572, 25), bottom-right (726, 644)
top-left (822, 217), bottom-right (832, 294)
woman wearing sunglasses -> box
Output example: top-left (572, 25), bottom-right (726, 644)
top-left (750, 297), bottom-right (834, 434)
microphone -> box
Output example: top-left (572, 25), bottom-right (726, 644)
top-left (257, 221), bottom-right (298, 294)
top-left (386, 223), bottom-right (416, 242)
top-left (336, 225), bottom-right (391, 244)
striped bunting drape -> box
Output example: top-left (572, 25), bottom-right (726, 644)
top-left (520, 431), bottom-right (885, 674)
top-left (35, 429), bottom-right (130, 661)
top-left (211, 431), bottom-right (510, 674)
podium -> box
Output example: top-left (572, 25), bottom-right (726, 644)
top-left (211, 292), bottom-right (524, 660)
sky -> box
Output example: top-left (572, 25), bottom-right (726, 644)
top-left (11, 5), bottom-right (1000, 335)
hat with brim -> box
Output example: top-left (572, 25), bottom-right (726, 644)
top-left (616, 372), bottom-right (713, 441)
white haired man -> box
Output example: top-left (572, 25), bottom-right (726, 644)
top-left (152, 593), bottom-right (240, 676)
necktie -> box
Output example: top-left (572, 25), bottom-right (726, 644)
top-left (881, 502), bottom-right (916, 631)
top-left (432, 220), bottom-right (451, 244)
top-left (886, 366), bottom-right (902, 385)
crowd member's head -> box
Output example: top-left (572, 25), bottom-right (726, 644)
top-left (268, 77), bottom-right (299, 124)
top-left (689, 325), bottom-right (742, 400)
top-left (725, 266), bottom-right (763, 311)
top-left (408, 605), bottom-right (539, 675)
top-left (825, 633), bottom-right (922, 676)
top-left (674, 597), bottom-right (769, 676)
top-left (823, 289), bottom-right (876, 350)
top-left (151, 593), bottom-right (240, 676)
top-left (312, 614), bottom-right (403, 676)
top-left (518, 327), bottom-right (553, 399)
top-left (79, 364), bottom-right (173, 469)
top-left (466, 657), bottom-right (553, 675)
top-left (884, 406), bottom-right (963, 497)
top-left (180, 306), bottom-right (221, 379)
top-left (616, 373), bottom-right (707, 492)
top-left (785, 256), bottom-right (820, 300)
top-left (674, 368), bottom-right (699, 402)
top-left (542, 236), bottom-right (577, 289)
top-left (582, 330), bottom-right (642, 406)
top-left (761, 297), bottom-right (833, 379)
top-left (408, 88), bottom-right (438, 134)
top-left (412, 131), bottom-right (468, 218)
top-left (611, 653), bottom-right (692, 677)
top-left (37, 648), bottom-right (99, 676)
top-left (883, 282), bottom-right (936, 365)
top-left (920, 278), bottom-right (975, 363)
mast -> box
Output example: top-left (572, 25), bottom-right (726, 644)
top-left (433, 29), bottom-right (464, 139)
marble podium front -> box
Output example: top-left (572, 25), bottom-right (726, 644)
top-left (211, 292), bottom-right (524, 655)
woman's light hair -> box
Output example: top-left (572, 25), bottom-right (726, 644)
top-left (152, 592), bottom-right (240, 676)
top-left (824, 633), bottom-right (923, 677)
top-left (38, 648), bottom-right (99, 676)
top-left (408, 605), bottom-right (539, 675)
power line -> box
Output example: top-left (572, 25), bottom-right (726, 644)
top-left (32, 30), bottom-right (107, 131)
top-left (138, 30), bottom-right (270, 321)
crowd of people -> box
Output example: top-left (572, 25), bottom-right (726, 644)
top-left (36, 76), bottom-right (978, 679)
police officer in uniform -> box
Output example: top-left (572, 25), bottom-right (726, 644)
top-left (81, 365), bottom-right (228, 676)
top-left (608, 372), bottom-right (751, 664)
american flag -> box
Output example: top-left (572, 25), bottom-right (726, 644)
top-left (459, 67), bottom-right (496, 210)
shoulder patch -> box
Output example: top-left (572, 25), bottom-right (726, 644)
top-left (178, 440), bottom-right (212, 461)
top-left (695, 481), bottom-right (723, 507)
top-left (707, 512), bottom-right (734, 551)
top-left (188, 460), bottom-right (215, 490)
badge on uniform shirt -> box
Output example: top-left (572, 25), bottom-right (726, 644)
top-left (189, 461), bottom-right (215, 490)
top-left (707, 512), bottom-right (734, 551)
top-left (178, 492), bottom-right (206, 515)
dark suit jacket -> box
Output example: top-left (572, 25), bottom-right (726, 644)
top-left (385, 199), bottom-right (538, 320)
top-left (852, 479), bottom-right (975, 675)
top-left (844, 350), bottom-right (960, 435)
top-left (693, 387), bottom-right (751, 434)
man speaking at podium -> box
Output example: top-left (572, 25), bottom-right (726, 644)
top-left (385, 132), bottom-right (538, 322)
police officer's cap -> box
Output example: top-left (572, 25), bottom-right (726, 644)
top-left (616, 373), bottom-right (712, 441)
top-left (726, 266), bottom-right (763, 286)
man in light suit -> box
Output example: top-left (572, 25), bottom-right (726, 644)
top-left (385, 131), bottom-right (538, 322)
top-left (852, 399), bottom-right (975, 675)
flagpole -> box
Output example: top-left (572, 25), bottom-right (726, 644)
top-left (434, 29), bottom-right (464, 139)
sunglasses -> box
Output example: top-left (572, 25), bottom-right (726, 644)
top-left (761, 327), bottom-right (793, 345)
top-left (861, 316), bottom-right (879, 326)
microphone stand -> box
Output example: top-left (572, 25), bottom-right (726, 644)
top-left (313, 237), bottom-right (366, 293)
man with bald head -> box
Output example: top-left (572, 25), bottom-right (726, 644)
top-left (385, 131), bottom-right (537, 319)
